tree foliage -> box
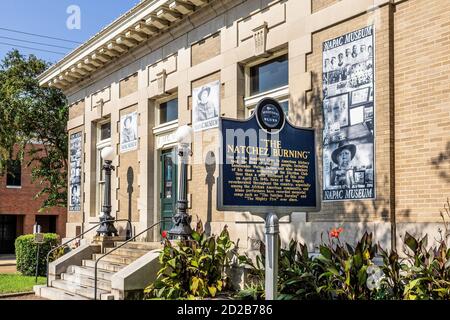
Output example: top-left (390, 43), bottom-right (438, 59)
top-left (0, 49), bottom-right (68, 210)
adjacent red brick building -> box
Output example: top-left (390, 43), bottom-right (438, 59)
top-left (0, 145), bottom-right (66, 254)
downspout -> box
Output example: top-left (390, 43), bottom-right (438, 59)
top-left (388, 1), bottom-right (397, 252)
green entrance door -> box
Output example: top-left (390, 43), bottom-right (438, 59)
top-left (160, 149), bottom-right (177, 232)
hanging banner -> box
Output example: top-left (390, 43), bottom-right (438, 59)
top-left (218, 98), bottom-right (320, 214)
top-left (192, 80), bottom-right (220, 132)
top-left (322, 25), bottom-right (376, 201)
top-left (69, 131), bottom-right (82, 211)
top-left (120, 111), bottom-right (138, 153)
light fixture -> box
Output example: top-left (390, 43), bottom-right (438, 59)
top-left (175, 125), bottom-right (193, 144)
top-left (101, 146), bottom-right (114, 162)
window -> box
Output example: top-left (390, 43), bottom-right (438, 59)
top-left (100, 122), bottom-right (111, 140)
top-left (159, 98), bottom-right (178, 124)
top-left (6, 160), bottom-right (21, 187)
top-left (95, 121), bottom-right (111, 217)
top-left (245, 53), bottom-right (290, 118)
top-left (250, 54), bottom-right (288, 96)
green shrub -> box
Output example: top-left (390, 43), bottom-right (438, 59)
top-left (237, 230), bottom-right (450, 300)
top-left (144, 221), bottom-right (238, 300)
top-left (15, 233), bottom-right (60, 276)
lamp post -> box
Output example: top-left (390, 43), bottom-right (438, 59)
top-left (97, 146), bottom-right (118, 237)
top-left (168, 125), bottom-right (193, 240)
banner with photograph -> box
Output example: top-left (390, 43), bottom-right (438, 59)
top-left (120, 111), bottom-right (138, 153)
top-left (69, 131), bottom-right (82, 211)
top-left (192, 80), bottom-right (220, 132)
top-left (322, 25), bottom-right (375, 201)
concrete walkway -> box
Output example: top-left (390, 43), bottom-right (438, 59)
top-left (0, 255), bottom-right (17, 274)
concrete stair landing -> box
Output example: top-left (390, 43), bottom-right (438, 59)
top-left (34, 241), bottom-right (162, 300)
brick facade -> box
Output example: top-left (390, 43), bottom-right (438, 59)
top-left (40, 0), bottom-right (450, 252)
top-left (0, 144), bottom-right (66, 248)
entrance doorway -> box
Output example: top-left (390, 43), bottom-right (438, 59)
top-left (160, 149), bottom-right (177, 233)
top-left (0, 215), bottom-right (17, 254)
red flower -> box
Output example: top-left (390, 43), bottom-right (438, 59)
top-left (162, 231), bottom-right (168, 239)
top-left (330, 227), bottom-right (344, 239)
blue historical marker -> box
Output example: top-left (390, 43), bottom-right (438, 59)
top-left (217, 97), bottom-right (320, 300)
top-left (218, 97), bottom-right (320, 213)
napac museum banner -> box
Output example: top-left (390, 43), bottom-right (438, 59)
top-left (322, 25), bottom-right (376, 201)
top-left (69, 131), bottom-right (82, 211)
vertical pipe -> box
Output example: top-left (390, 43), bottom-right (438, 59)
top-left (265, 212), bottom-right (279, 300)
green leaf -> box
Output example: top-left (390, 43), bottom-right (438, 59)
top-left (320, 245), bottom-right (332, 259)
top-left (191, 231), bottom-right (201, 242)
top-left (404, 232), bottom-right (418, 252)
top-left (190, 277), bottom-right (199, 294)
top-left (208, 286), bottom-right (217, 297)
top-left (167, 258), bottom-right (177, 269)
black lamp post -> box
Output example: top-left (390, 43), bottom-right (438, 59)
top-left (168, 125), bottom-right (193, 240)
top-left (97, 146), bottom-right (118, 237)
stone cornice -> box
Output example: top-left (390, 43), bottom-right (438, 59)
top-left (38, 0), bottom-right (210, 90)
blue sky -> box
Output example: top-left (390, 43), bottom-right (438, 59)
top-left (0, 0), bottom-right (139, 63)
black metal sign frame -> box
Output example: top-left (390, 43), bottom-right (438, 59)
top-left (217, 98), bottom-right (321, 214)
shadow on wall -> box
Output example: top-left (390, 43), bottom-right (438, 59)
top-left (431, 141), bottom-right (450, 183)
top-left (126, 166), bottom-right (134, 238)
top-left (205, 151), bottom-right (216, 236)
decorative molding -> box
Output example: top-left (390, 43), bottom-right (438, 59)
top-left (252, 22), bottom-right (270, 57)
top-left (156, 69), bottom-right (168, 97)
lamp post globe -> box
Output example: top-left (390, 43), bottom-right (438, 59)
top-left (175, 125), bottom-right (193, 144)
top-left (97, 146), bottom-right (118, 237)
top-left (168, 125), bottom-right (193, 240)
top-left (101, 146), bottom-right (114, 162)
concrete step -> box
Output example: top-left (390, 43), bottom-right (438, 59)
top-left (104, 247), bottom-right (150, 258)
top-left (51, 279), bottom-right (111, 300)
top-left (82, 259), bottom-right (126, 273)
top-left (61, 272), bottom-right (112, 291)
top-left (92, 253), bottom-right (137, 265)
top-left (35, 285), bottom-right (89, 300)
top-left (114, 241), bottom-right (162, 251)
top-left (67, 265), bottom-right (114, 281)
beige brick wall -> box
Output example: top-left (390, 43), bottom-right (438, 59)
top-left (306, 6), bottom-right (393, 222)
top-left (117, 105), bottom-right (140, 222)
top-left (119, 73), bottom-right (138, 98)
top-left (191, 33), bottom-right (221, 67)
top-left (312, 0), bottom-right (340, 13)
top-left (394, 0), bottom-right (450, 222)
top-left (61, 0), bottom-right (450, 244)
top-left (189, 72), bottom-right (225, 226)
top-left (69, 99), bottom-right (85, 120)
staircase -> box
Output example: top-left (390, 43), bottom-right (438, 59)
top-left (36, 241), bottom-right (161, 300)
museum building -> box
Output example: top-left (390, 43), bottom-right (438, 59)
top-left (38, 0), bottom-right (450, 254)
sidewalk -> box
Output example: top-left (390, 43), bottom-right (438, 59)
top-left (0, 255), bottom-right (17, 274)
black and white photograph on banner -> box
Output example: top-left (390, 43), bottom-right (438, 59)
top-left (192, 80), bottom-right (220, 132)
top-left (322, 25), bottom-right (375, 201)
top-left (120, 111), bottom-right (138, 153)
top-left (69, 131), bottom-right (82, 211)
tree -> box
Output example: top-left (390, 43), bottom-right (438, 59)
top-left (0, 49), bottom-right (68, 211)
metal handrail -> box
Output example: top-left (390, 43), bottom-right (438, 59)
top-left (93, 220), bottom-right (162, 300)
top-left (46, 219), bottom-right (132, 287)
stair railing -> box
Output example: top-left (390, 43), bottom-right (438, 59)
top-left (93, 220), bottom-right (162, 300)
top-left (46, 219), bottom-right (132, 287)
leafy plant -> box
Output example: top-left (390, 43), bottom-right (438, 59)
top-left (234, 282), bottom-right (265, 300)
top-left (376, 245), bottom-right (407, 300)
top-left (15, 233), bottom-right (60, 276)
top-left (314, 232), bottom-right (378, 300)
top-left (402, 232), bottom-right (450, 300)
top-left (144, 220), bottom-right (238, 300)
